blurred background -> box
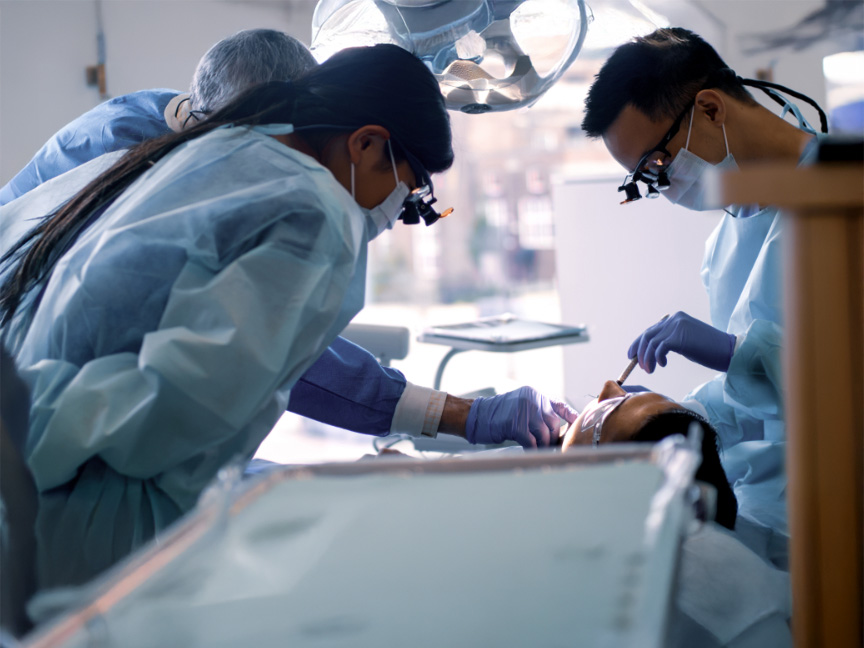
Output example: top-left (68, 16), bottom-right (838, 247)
top-left (2, 0), bottom-right (861, 462)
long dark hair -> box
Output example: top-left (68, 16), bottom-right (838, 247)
top-left (0, 44), bottom-right (453, 324)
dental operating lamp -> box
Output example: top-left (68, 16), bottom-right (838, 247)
top-left (311, 0), bottom-right (591, 113)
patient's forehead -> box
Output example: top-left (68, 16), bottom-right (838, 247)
top-left (562, 392), bottom-right (683, 450)
top-left (604, 395), bottom-right (683, 443)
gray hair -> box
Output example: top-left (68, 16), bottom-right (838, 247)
top-left (189, 29), bottom-right (317, 114)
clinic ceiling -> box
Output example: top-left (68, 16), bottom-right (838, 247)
top-left (228, 0), bottom-right (862, 56)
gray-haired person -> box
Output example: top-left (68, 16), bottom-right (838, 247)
top-left (1, 28), bottom-right (575, 493)
top-left (0, 28), bottom-right (317, 205)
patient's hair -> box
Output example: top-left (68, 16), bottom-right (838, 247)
top-left (633, 410), bottom-right (737, 530)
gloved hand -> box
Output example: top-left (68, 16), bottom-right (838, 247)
top-left (628, 311), bottom-right (736, 373)
top-left (465, 386), bottom-right (578, 448)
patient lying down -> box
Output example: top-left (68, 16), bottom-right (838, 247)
top-left (561, 381), bottom-right (793, 647)
top-left (561, 380), bottom-right (737, 530)
top-left (367, 379), bottom-right (788, 647)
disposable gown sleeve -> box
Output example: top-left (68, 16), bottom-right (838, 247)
top-left (1, 152), bottom-right (126, 228)
top-left (26, 216), bottom-right (359, 491)
top-left (724, 319), bottom-right (783, 417)
top-left (686, 319), bottom-right (783, 446)
top-left (287, 336), bottom-right (406, 435)
top-left (0, 129), bottom-right (132, 207)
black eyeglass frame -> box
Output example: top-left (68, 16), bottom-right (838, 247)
top-left (397, 146), bottom-right (447, 226)
top-left (616, 68), bottom-right (829, 206)
top-left (294, 123), bottom-right (451, 227)
top-left (617, 101), bottom-right (694, 204)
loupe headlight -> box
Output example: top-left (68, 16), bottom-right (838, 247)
top-left (401, 185), bottom-right (452, 226)
top-left (617, 168), bottom-right (670, 204)
top-left (617, 179), bottom-right (641, 204)
top-left (398, 145), bottom-right (453, 226)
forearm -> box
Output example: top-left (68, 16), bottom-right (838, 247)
top-left (724, 319), bottom-right (784, 414)
top-left (287, 337), bottom-right (407, 435)
top-left (436, 394), bottom-right (473, 438)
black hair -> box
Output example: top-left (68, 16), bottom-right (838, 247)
top-left (633, 409), bottom-right (738, 530)
top-left (0, 44), bottom-right (453, 324)
top-left (582, 27), bottom-right (757, 138)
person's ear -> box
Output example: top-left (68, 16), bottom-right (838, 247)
top-left (694, 89), bottom-right (727, 127)
top-left (346, 125), bottom-right (391, 167)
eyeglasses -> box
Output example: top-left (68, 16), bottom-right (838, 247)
top-left (617, 102), bottom-right (693, 204)
top-left (400, 185), bottom-right (452, 226)
top-left (581, 393), bottom-right (633, 447)
top-left (295, 124), bottom-right (453, 226)
top-left (398, 146), bottom-right (453, 226)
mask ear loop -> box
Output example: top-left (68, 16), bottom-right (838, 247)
top-left (719, 123), bottom-right (740, 218)
top-left (718, 123), bottom-right (737, 217)
top-left (350, 163), bottom-right (356, 200)
top-left (684, 105), bottom-right (696, 150)
top-left (386, 140), bottom-right (399, 189)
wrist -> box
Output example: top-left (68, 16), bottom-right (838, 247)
top-left (437, 394), bottom-right (474, 438)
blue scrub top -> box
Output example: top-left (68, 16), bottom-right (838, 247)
top-left (0, 89), bottom-right (177, 206)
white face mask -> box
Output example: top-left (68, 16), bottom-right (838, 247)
top-left (352, 140), bottom-right (409, 241)
top-left (663, 107), bottom-right (739, 212)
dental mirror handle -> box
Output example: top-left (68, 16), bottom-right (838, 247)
top-left (616, 358), bottom-right (638, 386)
top-left (617, 313), bottom-right (670, 385)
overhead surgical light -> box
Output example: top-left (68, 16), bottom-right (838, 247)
top-left (311, 0), bottom-right (591, 113)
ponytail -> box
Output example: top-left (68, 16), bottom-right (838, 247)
top-left (1, 44), bottom-right (452, 324)
top-left (0, 81), bottom-right (298, 324)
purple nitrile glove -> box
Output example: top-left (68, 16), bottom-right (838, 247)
top-left (628, 311), bottom-right (736, 373)
top-left (465, 386), bottom-right (578, 448)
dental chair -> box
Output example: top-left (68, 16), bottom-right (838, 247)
top-left (18, 441), bottom-right (702, 648)
top-left (340, 323), bottom-right (410, 368)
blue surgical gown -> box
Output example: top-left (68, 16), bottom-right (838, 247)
top-left (0, 126), bottom-right (374, 587)
top-left (0, 88), bottom-right (408, 437)
top-left (0, 89), bottom-right (178, 206)
top-left (686, 136), bottom-right (821, 566)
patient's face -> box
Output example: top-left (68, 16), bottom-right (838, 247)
top-left (561, 381), bottom-right (684, 451)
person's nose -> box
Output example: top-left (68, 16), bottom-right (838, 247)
top-left (598, 380), bottom-right (626, 401)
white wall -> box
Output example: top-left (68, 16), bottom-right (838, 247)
top-left (553, 177), bottom-right (721, 408)
top-left (696, 0), bottom-right (831, 112)
top-left (0, 0), bottom-right (317, 185)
